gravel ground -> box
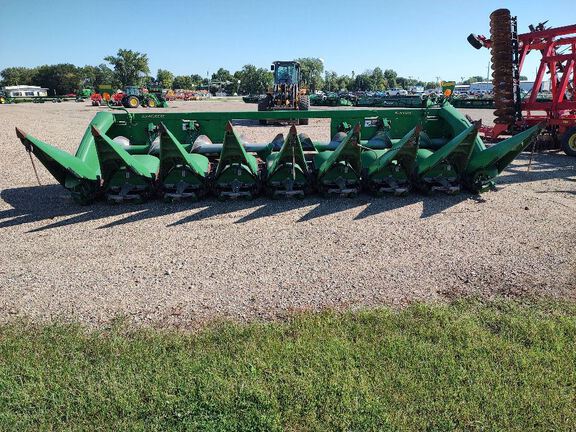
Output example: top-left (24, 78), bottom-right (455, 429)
top-left (1, 100), bottom-right (575, 328)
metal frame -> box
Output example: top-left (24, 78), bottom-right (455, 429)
top-left (475, 21), bottom-right (576, 138)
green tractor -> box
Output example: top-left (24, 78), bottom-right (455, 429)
top-left (258, 61), bottom-right (310, 125)
top-left (75, 88), bottom-right (93, 102)
top-left (120, 85), bottom-right (168, 108)
top-left (0, 90), bottom-right (15, 104)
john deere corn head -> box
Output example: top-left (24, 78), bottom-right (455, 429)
top-left (16, 103), bottom-right (540, 204)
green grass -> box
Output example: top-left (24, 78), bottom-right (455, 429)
top-left (0, 300), bottom-right (575, 431)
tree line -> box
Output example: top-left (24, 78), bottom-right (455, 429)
top-left (0, 49), bottom-right (490, 95)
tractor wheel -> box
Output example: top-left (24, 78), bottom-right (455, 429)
top-left (148, 98), bottom-right (156, 108)
top-left (298, 95), bottom-right (310, 125)
top-left (561, 127), bottom-right (576, 157)
top-left (258, 96), bottom-right (271, 125)
top-left (257, 96), bottom-right (271, 111)
top-left (126, 95), bottom-right (140, 108)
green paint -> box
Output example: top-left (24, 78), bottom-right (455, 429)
top-left (15, 104), bottom-right (542, 203)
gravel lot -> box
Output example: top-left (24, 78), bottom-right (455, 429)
top-left (1, 100), bottom-right (575, 328)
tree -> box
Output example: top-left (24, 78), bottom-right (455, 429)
top-left (371, 67), bottom-right (388, 90)
top-left (79, 64), bottom-right (117, 89)
top-left (211, 68), bottom-right (239, 94)
top-left (395, 76), bottom-right (422, 89)
top-left (520, 75), bottom-right (528, 81)
top-left (320, 71), bottom-right (353, 92)
top-left (296, 58), bottom-right (324, 91)
top-left (462, 75), bottom-right (485, 85)
top-left (190, 74), bottom-right (204, 87)
top-left (94, 64), bottom-right (116, 88)
top-left (0, 67), bottom-right (37, 86)
top-left (236, 64), bottom-right (273, 94)
top-left (324, 71), bottom-right (337, 92)
top-left (384, 69), bottom-right (397, 88)
top-left (156, 69), bottom-right (174, 89)
top-left (78, 65), bottom-right (99, 87)
top-left (172, 75), bottom-right (193, 90)
top-left (396, 76), bottom-right (406, 88)
top-left (336, 74), bottom-right (351, 91)
top-left (104, 49), bottom-right (150, 87)
top-left (352, 72), bottom-right (372, 91)
top-left (33, 64), bottom-right (81, 94)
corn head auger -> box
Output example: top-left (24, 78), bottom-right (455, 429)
top-left (15, 103), bottom-right (541, 204)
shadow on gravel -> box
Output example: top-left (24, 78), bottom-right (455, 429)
top-left (297, 199), bottom-right (367, 222)
top-left (535, 189), bottom-right (576, 197)
top-left (0, 185), bottom-right (190, 232)
top-left (1, 184), bottom-right (481, 231)
top-left (497, 153), bottom-right (576, 185)
top-left (354, 195), bottom-right (420, 220)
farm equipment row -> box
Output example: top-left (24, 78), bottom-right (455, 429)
top-left (91, 85), bottom-right (168, 108)
top-left (310, 93), bottom-right (354, 107)
top-left (165, 89), bottom-right (210, 101)
top-left (1, 94), bottom-right (80, 104)
top-left (16, 103), bottom-right (540, 204)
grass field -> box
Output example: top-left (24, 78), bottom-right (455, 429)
top-left (1, 300), bottom-right (575, 431)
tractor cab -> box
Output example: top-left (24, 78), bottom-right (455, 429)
top-left (258, 60), bottom-right (310, 124)
top-left (271, 61), bottom-right (300, 85)
top-left (124, 86), bottom-right (141, 97)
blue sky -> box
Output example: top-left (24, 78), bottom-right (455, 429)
top-left (0, 0), bottom-right (572, 82)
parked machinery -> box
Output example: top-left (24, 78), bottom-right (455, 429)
top-left (114, 85), bottom-right (169, 108)
top-left (75, 88), bottom-right (93, 102)
top-left (257, 61), bottom-right (310, 125)
top-left (468, 9), bottom-right (576, 156)
top-left (15, 102), bottom-right (540, 204)
top-left (0, 90), bottom-right (14, 104)
top-left (90, 85), bottom-right (115, 106)
top-left (91, 84), bottom-right (168, 108)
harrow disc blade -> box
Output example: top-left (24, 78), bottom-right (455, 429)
top-left (489, 7), bottom-right (515, 126)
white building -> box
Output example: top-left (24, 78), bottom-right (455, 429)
top-left (468, 80), bottom-right (552, 94)
top-left (3, 85), bottom-right (49, 97)
top-left (454, 84), bottom-right (470, 93)
top-left (469, 81), bottom-right (493, 93)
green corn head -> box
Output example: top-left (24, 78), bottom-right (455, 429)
top-left (213, 122), bottom-right (260, 199)
top-left (15, 102), bottom-right (542, 204)
top-left (361, 125), bottom-right (419, 196)
top-left (314, 124), bottom-right (362, 197)
top-left (158, 122), bottom-right (209, 201)
top-left (266, 125), bottom-right (310, 198)
top-left (92, 125), bottom-right (159, 203)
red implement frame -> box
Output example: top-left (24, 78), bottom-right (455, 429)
top-left (476, 23), bottom-right (576, 139)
